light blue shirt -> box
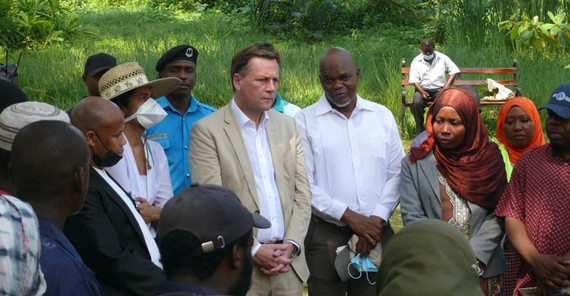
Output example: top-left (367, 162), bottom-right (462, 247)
top-left (146, 95), bottom-right (216, 195)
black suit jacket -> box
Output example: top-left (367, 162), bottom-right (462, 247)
top-left (64, 167), bottom-right (166, 296)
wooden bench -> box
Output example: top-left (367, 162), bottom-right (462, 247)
top-left (400, 58), bottom-right (520, 137)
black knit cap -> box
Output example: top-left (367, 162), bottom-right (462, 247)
top-left (156, 45), bottom-right (199, 72)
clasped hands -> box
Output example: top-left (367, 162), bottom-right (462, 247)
top-left (531, 253), bottom-right (570, 296)
top-left (342, 209), bottom-right (385, 256)
top-left (254, 242), bottom-right (296, 276)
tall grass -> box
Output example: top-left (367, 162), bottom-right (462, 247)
top-left (5, 6), bottom-right (570, 140)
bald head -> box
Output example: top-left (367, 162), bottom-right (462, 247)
top-left (71, 96), bottom-right (124, 133)
top-left (11, 121), bottom-right (89, 207)
top-left (319, 47), bottom-right (356, 75)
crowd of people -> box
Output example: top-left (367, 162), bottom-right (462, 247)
top-left (0, 38), bottom-right (569, 296)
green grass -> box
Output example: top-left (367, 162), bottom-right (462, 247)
top-left (7, 7), bottom-right (570, 141)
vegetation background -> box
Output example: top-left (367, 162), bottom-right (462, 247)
top-left (2, 0), bottom-right (570, 230)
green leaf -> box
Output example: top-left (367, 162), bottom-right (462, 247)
top-left (565, 64), bottom-right (570, 69)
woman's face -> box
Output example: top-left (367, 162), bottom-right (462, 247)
top-left (433, 106), bottom-right (466, 150)
top-left (122, 86), bottom-right (151, 117)
top-left (503, 106), bottom-right (535, 149)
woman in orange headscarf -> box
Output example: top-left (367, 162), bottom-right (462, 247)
top-left (400, 88), bottom-right (507, 295)
top-left (495, 97), bottom-right (545, 296)
top-left (496, 97), bottom-right (545, 181)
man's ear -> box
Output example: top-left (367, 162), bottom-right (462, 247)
top-left (157, 71), bottom-right (164, 79)
top-left (232, 73), bottom-right (242, 91)
top-left (85, 130), bottom-right (97, 149)
top-left (355, 68), bottom-right (361, 82)
top-left (82, 74), bottom-right (88, 85)
top-left (230, 243), bottom-right (243, 270)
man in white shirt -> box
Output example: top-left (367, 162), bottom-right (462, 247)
top-left (409, 38), bottom-right (460, 133)
top-left (64, 97), bottom-right (165, 296)
top-left (296, 47), bottom-right (405, 296)
top-left (189, 43), bottom-right (311, 296)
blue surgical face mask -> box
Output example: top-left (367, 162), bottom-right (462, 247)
top-left (423, 53), bottom-right (435, 61)
top-left (348, 254), bottom-right (378, 285)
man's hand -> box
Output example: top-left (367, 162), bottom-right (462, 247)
top-left (254, 244), bottom-right (293, 276)
top-left (356, 236), bottom-right (374, 256)
top-left (420, 90), bottom-right (431, 101)
top-left (530, 253), bottom-right (569, 289)
top-left (341, 209), bottom-right (383, 246)
top-left (134, 197), bottom-right (161, 223)
top-left (537, 278), bottom-right (555, 296)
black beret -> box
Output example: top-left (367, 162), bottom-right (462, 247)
top-left (156, 45), bottom-right (199, 72)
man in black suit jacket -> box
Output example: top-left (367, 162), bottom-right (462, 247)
top-left (64, 97), bottom-right (165, 296)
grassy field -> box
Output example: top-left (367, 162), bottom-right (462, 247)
top-left (8, 7), bottom-right (570, 140)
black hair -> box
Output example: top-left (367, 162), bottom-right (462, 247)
top-left (110, 88), bottom-right (137, 110)
top-left (0, 79), bottom-right (28, 112)
top-left (160, 229), bottom-right (252, 281)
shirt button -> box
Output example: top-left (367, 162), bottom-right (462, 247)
top-left (184, 145), bottom-right (188, 150)
top-left (186, 173), bottom-right (190, 178)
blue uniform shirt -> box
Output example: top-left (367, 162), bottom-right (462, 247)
top-left (146, 95), bottom-right (216, 195)
top-left (39, 217), bottom-right (104, 296)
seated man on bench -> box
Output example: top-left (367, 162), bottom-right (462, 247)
top-left (409, 38), bottom-right (460, 133)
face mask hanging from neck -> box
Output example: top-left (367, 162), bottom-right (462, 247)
top-left (92, 132), bottom-right (123, 167)
top-left (125, 98), bottom-right (167, 129)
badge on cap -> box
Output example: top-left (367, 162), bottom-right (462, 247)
top-left (185, 47), bottom-right (194, 58)
top-left (553, 92), bottom-right (570, 103)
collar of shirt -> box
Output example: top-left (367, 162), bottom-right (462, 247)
top-left (231, 98), bottom-right (270, 130)
top-left (157, 95), bottom-right (199, 115)
top-left (314, 93), bottom-right (373, 118)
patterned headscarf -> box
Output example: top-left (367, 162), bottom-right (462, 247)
top-left (410, 88), bottom-right (507, 209)
top-left (496, 97), bottom-right (545, 164)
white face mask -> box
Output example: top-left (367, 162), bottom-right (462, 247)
top-left (125, 98), bottom-right (167, 129)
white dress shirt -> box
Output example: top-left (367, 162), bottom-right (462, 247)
top-left (408, 51), bottom-right (460, 89)
top-left (231, 100), bottom-right (285, 244)
top-left (105, 136), bottom-right (174, 237)
top-left (93, 167), bottom-right (163, 269)
top-left (296, 95), bottom-right (405, 224)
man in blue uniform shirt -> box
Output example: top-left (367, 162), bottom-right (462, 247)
top-left (147, 45), bottom-right (216, 194)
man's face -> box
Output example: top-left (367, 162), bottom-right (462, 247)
top-left (82, 69), bottom-right (108, 96)
top-left (233, 57), bottom-right (279, 116)
top-left (159, 60), bottom-right (197, 99)
top-left (546, 109), bottom-right (570, 152)
top-left (320, 55), bottom-right (360, 108)
top-left (91, 112), bottom-right (126, 161)
top-left (421, 45), bottom-right (434, 56)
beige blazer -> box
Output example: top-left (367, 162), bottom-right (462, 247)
top-left (189, 104), bottom-right (311, 281)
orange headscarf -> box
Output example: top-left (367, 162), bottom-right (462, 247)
top-left (496, 97), bottom-right (545, 164)
top-left (410, 88), bottom-right (507, 210)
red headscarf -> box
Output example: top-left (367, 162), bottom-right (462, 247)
top-left (410, 88), bottom-right (507, 210)
top-left (496, 97), bottom-right (545, 164)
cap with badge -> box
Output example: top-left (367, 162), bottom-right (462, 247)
top-left (84, 53), bottom-right (116, 77)
top-left (0, 102), bottom-right (69, 151)
top-left (98, 62), bottom-right (180, 101)
top-left (541, 82), bottom-right (570, 119)
top-left (157, 183), bottom-right (270, 254)
top-left (156, 45), bottom-right (199, 72)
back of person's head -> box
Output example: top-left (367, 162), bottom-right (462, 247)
top-left (378, 219), bottom-right (483, 296)
top-left (157, 184), bottom-right (269, 295)
top-left (230, 42), bottom-right (281, 90)
top-left (10, 120), bottom-right (89, 212)
top-left (0, 79), bottom-right (28, 111)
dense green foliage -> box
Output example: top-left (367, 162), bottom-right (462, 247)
top-left (2, 0), bottom-right (570, 140)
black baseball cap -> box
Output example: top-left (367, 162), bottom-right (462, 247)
top-left (541, 82), bottom-right (570, 119)
top-left (156, 45), bottom-right (199, 72)
top-left (84, 53), bottom-right (117, 77)
top-left (157, 184), bottom-right (270, 254)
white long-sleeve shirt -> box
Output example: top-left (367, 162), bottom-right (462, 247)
top-left (296, 94), bottom-right (404, 225)
top-left (231, 100), bottom-right (285, 243)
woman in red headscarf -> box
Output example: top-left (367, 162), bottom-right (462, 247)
top-left (399, 88), bottom-right (508, 295)
top-left (495, 97), bottom-right (546, 296)
top-left (496, 97), bottom-right (545, 181)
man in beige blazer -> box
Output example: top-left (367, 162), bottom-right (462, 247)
top-left (189, 42), bottom-right (311, 296)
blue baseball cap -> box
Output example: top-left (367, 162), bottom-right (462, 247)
top-left (541, 83), bottom-right (570, 119)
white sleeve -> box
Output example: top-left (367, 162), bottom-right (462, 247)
top-left (408, 59), bottom-right (421, 84)
top-left (371, 112), bottom-right (405, 220)
top-left (150, 141), bottom-right (174, 208)
top-left (445, 56), bottom-right (460, 75)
